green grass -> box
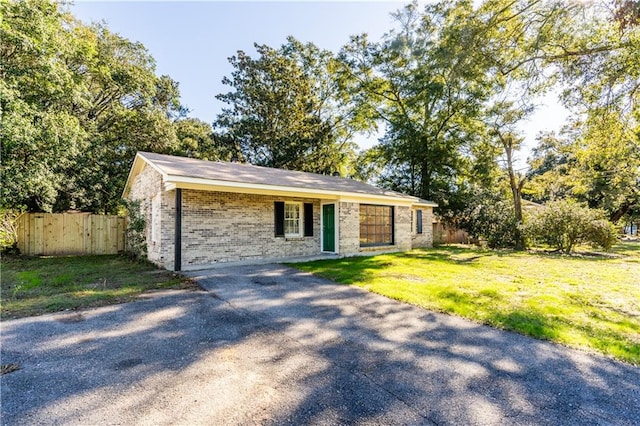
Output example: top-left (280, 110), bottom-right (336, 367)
top-left (294, 241), bottom-right (640, 365)
top-left (1, 255), bottom-right (197, 319)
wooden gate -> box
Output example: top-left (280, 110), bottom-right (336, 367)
top-left (16, 213), bottom-right (125, 256)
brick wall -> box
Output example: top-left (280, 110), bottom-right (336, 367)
top-left (127, 164), bottom-right (174, 268)
top-left (338, 202), bottom-right (360, 256)
top-left (411, 207), bottom-right (435, 248)
top-left (180, 191), bottom-right (321, 268)
top-left (395, 205), bottom-right (412, 250)
top-left (128, 165), bottom-right (434, 269)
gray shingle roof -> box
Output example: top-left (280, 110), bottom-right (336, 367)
top-left (138, 152), bottom-right (435, 205)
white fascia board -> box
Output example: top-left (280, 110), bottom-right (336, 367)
top-left (411, 200), bottom-right (438, 208)
top-left (163, 175), bottom-right (416, 205)
top-left (122, 153), bottom-right (170, 198)
top-left (337, 196), bottom-right (415, 207)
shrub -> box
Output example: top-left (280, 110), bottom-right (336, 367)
top-left (523, 199), bottom-right (618, 253)
top-left (460, 189), bottom-right (519, 249)
top-left (0, 210), bottom-right (22, 254)
top-left (586, 219), bottom-right (619, 250)
top-left (124, 200), bottom-right (147, 261)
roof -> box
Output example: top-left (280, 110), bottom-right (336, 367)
top-left (124, 151), bottom-right (438, 207)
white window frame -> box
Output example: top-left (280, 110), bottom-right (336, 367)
top-left (284, 202), bottom-right (302, 238)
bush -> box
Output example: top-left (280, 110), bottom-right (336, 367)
top-left (0, 210), bottom-right (22, 254)
top-left (124, 200), bottom-right (147, 261)
top-left (460, 189), bottom-right (520, 249)
top-left (523, 199), bottom-right (618, 253)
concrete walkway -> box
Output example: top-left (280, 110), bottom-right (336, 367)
top-left (2, 264), bottom-right (639, 425)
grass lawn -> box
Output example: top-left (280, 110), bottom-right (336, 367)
top-left (1, 255), bottom-right (197, 320)
top-left (294, 241), bottom-right (640, 365)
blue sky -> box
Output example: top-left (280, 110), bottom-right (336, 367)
top-left (72, 1), bottom-right (568, 157)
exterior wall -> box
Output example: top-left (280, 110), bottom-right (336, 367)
top-left (339, 202), bottom-right (414, 257)
top-left (126, 164), bottom-right (174, 269)
top-left (127, 163), bottom-right (435, 270)
top-left (394, 206), bottom-right (412, 250)
top-left (180, 191), bottom-right (322, 268)
top-left (338, 202), bottom-right (360, 256)
top-left (411, 206), bottom-right (435, 248)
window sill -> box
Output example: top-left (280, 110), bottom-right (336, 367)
top-left (360, 245), bottom-right (396, 252)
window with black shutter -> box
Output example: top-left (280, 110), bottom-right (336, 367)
top-left (304, 203), bottom-right (313, 237)
top-left (416, 209), bottom-right (423, 234)
top-left (274, 201), bottom-right (285, 237)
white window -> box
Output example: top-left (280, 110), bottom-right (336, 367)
top-left (284, 202), bottom-right (302, 237)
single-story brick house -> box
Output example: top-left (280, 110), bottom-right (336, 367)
top-left (123, 152), bottom-right (437, 271)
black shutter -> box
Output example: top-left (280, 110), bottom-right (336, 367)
top-left (304, 203), bottom-right (313, 237)
top-left (274, 201), bottom-right (285, 237)
top-left (417, 209), bottom-right (423, 234)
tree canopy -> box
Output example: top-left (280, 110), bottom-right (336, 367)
top-left (2, 0), bottom-right (638, 234)
top-left (214, 37), bottom-right (361, 175)
top-left (1, 0), bottom-right (184, 213)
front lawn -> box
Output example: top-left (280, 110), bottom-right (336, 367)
top-left (294, 242), bottom-right (640, 365)
top-left (1, 255), bottom-right (197, 319)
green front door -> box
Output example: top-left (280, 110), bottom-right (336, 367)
top-left (322, 204), bottom-right (335, 252)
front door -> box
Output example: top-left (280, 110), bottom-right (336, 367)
top-left (322, 204), bottom-right (335, 252)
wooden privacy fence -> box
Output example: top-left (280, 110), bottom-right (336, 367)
top-left (17, 213), bottom-right (125, 256)
top-left (433, 222), bottom-right (471, 245)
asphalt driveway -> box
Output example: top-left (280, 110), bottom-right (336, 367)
top-left (2, 264), bottom-right (639, 425)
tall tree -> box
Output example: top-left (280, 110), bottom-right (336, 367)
top-left (1, 0), bottom-right (85, 212)
top-left (338, 1), bottom-right (495, 212)
top-left (172, 118), bottom-right (221, 161)
top-left (214, 38), bottom-right (359, 175)
top-left (527, 0), bottom-right (640, 223)
top-left (1, 0), bottom-right (183, 214)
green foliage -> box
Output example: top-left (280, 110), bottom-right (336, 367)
top-left (172, 118), bottom-right (224, 161)
top-left (460, 188), bottom-right (520, 249)
top-left (338, 1), bottom-right (495, 209)
top-left (524, 199), bottom-right (619, 253)
top-left (0, 210), bottom-right (22, 254)
top-left (1, 0), bottom-right (183, 214)
top-left (124, 200), bottom-right (147, 261)
top-left (587, 219), bottom-right (620, 250)
top-left (214, 37), bottom-right (359, 175)
top-left (551, 1), bottom-right (640, 222)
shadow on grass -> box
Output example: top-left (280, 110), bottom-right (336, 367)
top-left (488, 309), bottom-right (561, 341)
top-left (2, 264), bottom-right (640, 424)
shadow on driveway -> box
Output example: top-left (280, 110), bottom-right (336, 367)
top-left (2, 264), bottom-right (639, 425)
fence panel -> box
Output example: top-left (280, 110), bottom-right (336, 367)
top-left (432, 222), bottom-right (471, 244)
top-left (16, 213), bottom-right (126, 256)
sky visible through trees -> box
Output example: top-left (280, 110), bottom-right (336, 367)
top-left (2, 0), bottom-right (638, 248)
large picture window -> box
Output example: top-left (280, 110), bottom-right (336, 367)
top-left (360, 204), bottom-right (394, 247)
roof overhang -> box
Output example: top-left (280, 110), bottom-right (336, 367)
top-left (165, 175), bottom-right (420, 206)
top-left (123, 152), bottom-right (438, 208)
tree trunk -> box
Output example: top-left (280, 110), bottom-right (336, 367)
top-left (503, 134), bottom-right (526, 250)
top-left (609, 201), bottom-right (631, 224)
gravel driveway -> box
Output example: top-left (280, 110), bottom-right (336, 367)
top-left (2, 264), bottom-right (639, 425)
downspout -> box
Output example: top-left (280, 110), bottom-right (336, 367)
top-left (174, 188), bottom-right (182, 271)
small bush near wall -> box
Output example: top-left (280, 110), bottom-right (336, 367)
top-left (124, 200), bottom-right (147, 261)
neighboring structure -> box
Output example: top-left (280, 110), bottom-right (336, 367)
top-left (123, 152), bottom-right (437, 271)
